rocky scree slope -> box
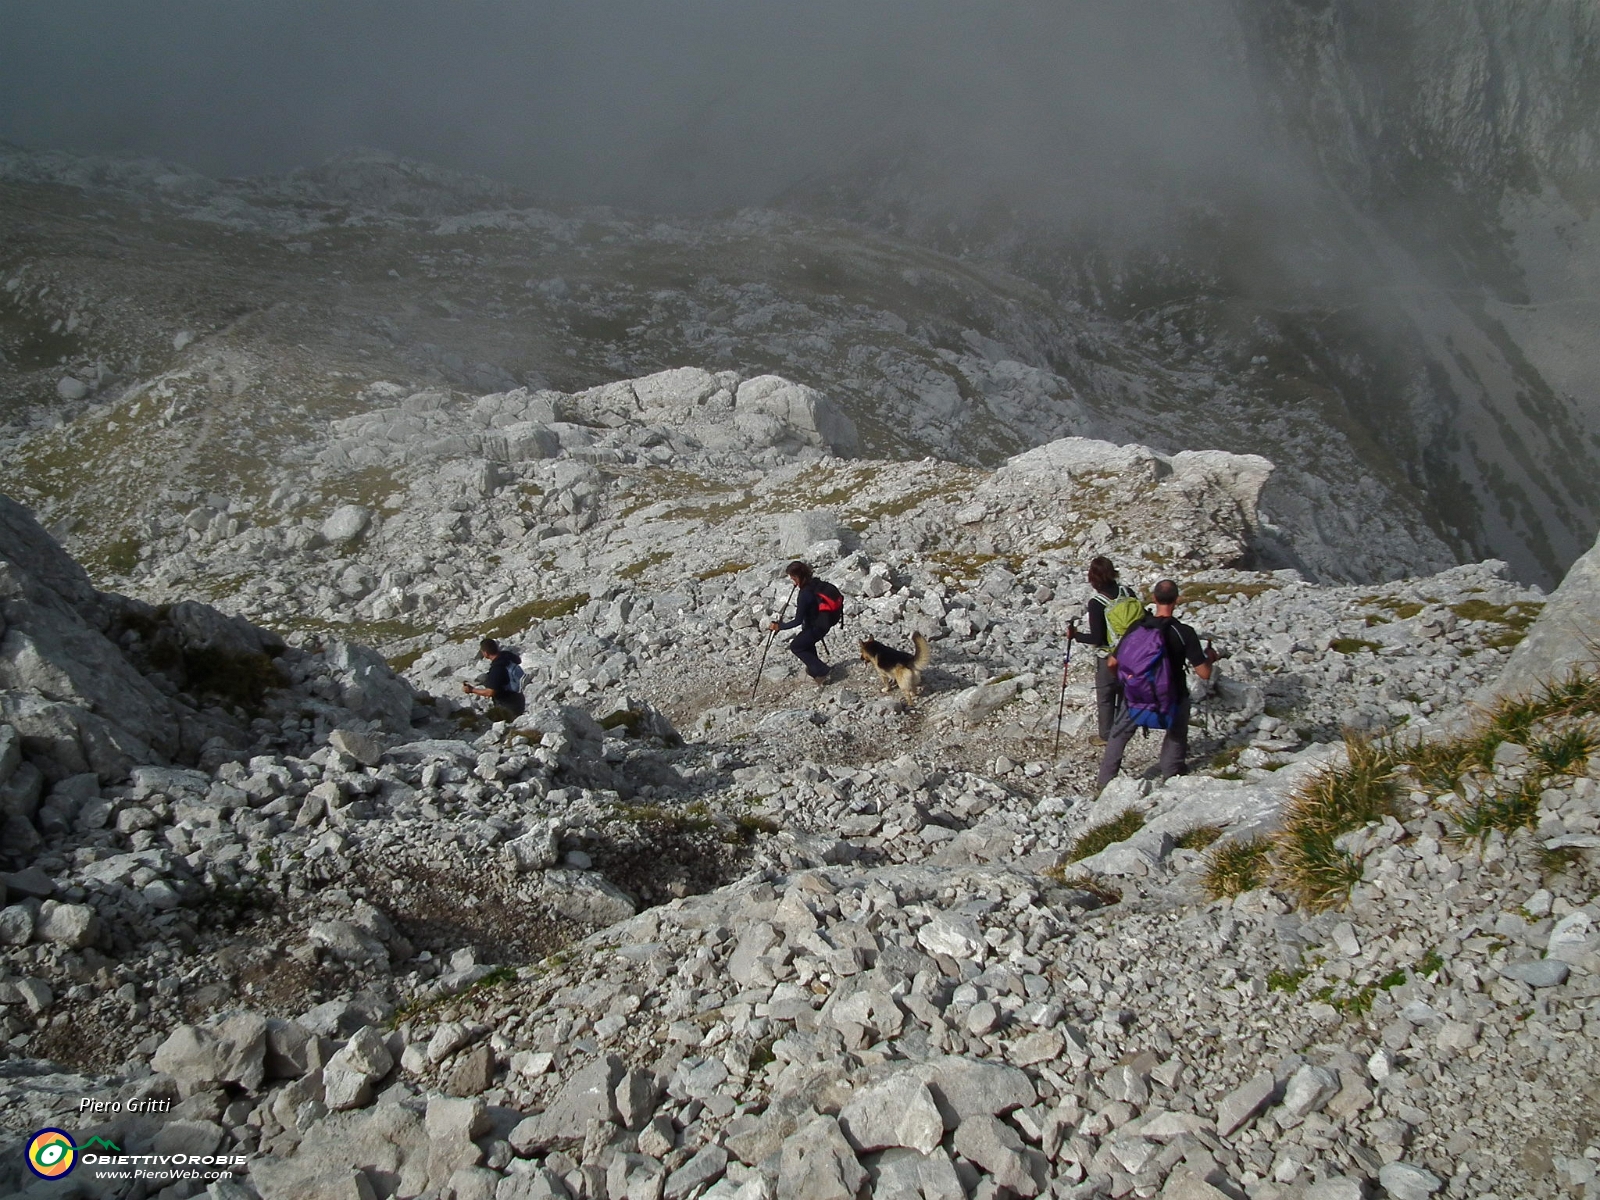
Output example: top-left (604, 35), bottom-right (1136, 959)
top-left (3, 466), bottom-right (1600, 1196)
top-left (0, 145), bottom-right (1454, 583)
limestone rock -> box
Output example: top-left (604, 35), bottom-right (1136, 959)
top-left (837, 1072), bottom-right (944, 1155)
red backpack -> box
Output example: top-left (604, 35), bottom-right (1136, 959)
top-left (814, 580), bottom-right (845, 622)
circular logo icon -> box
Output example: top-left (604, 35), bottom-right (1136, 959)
top-left (27, 1129), bottom-right (76, 1179)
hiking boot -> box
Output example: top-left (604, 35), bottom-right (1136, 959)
top-left (809, 671), bottom-right (831, 686)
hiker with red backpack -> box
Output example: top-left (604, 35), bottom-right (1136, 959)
top-left (1067, 556), bottom-right (1142, 743)
top-left (1096, 579), bottom-right (1218, 788)
top-left (768, 560), bottom-right (845, 686)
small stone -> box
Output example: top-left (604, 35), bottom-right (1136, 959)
top-left (1279, 1064), bottom-right (1338, 1119)
top-left (1102, 1063), bottom-right (1150, 1107)
top-left (428, 1021), bottom-right (477, 1063)
top-left (638, 1114), bottom-right (676, 1159)
top-left (0, 905), bottom-right (34, 945)
top-left (951, 1115), bottom-right (1047, 1198)
top-left (615, 1068), bottom-right (661, 1132)
top-left (322, 505), bottom-right (372, 545)
top-left (1216, 1070), bottom-right (1276, 1137)
top-left (916, 915), bottom-right (987, 961)
top-left (35, 900), bottom-right (99, 948)
top-left (328, 728), bottom-right (385, 767)
top-left (446, 1044), bottom-right (496, 1096)
top-left (511, 1050), bottom-right (555, 1079)
top-left (838, 1073), bottom-right (945, 1155)
top-left (1303, 1177), bottom-right (1365, 1200)
top-left (1377, 1161), bottom-right (1444, 1200)
top-left (1160, 1167), bottom-right (1235, 1199)
top-left (966, 1002), bottom-right (1001, 1037)
top-left (920, 1056), bottom-right (1036, 1125)
top-left (1435, 1021), bottom-right (1479, 1052)
top-left (665, 1144), bottom-right (728, 1200)
top-left (1499, 959), bottom-right (1570, 988)
top-left (778, 1116), bottom-right (866, 1200)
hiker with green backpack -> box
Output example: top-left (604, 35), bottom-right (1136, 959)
top-left (1068, 556), bottom-right (1145, 743)
top-left (1096, 579), bottom-right (1219, 789)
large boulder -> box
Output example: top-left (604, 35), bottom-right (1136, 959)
top-left (1486, 530), bottom-right (1600, 701)
top-left (736, 376), bottom-right (860, 456)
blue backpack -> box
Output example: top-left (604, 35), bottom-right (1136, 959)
top-left (1116, 618), bottom-right (1178, 729)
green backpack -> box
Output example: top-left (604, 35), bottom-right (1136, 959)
top-left (1104, 594), bottom-right (1148, 647)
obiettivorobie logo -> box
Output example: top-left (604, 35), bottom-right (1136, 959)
top-left (24, 1131), bottom-right (122, 1179)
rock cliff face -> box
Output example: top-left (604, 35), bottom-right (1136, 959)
top-left (781, 0), bottom-right (1600, 587)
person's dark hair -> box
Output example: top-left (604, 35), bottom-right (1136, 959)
top-left (785, 561), bottom-right (813, 584)
top-left (1152, 579), bottom-right (1180, 606)
top-left (1087, 556), bottom-right (1117, 593)
top-left (480, 638), bottom-right (500, 654)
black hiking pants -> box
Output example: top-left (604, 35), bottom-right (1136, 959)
top-left (1097, 694), bottom-right (1192, 788)
top-left (788, 618), bottom-right (837, 679)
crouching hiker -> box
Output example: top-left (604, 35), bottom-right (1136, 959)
top-left (463, 637), bottom-right (527, 718)
top-left (768, 560), bottom-right (844, 686)
top-left (1068, 556), bottom-right (1142, 744)
top-left (1096, 579), bottom-right (1217, 788)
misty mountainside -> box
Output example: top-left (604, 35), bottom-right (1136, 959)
top-left (781, 0), bottom-right (1600, 589)
top-left (0, 143), bottom-right (1461, 594)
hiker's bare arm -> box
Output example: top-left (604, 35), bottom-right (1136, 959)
top-left (1195, 661), bottom-right (1213, 681)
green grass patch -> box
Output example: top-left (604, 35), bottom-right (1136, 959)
top-left (387, 647), bottom-right (426, 673)
top-left (608, 800), bottom-right (715, 835)
top-left (1312, 968), bottom-right (1407, 1016)
top-left (1175, 824), bottom-right (1224, 851)
top-left (1180, 581), bottom-right (1281, 605)
top-left (1449, 599), bottom-right (1543, 650)
top-left (1540, 846), bottom-right (1586, 877)
top-left (726, 814), bottom-right (781, 844)
top-left (1041, 867), bottom-right (1122, 905)
top-left (695, 561), bottom-right (752, 581)
top-left (97, 534), bottom-right (143, 575)
top-left (1529, 726), bottom-right (1599, 776)
top-left (1266, 965), bottom-right (1309, 993)
top-left (618, 551), bottom-right (670, 579)
top-left (482, 593), bottom-right (589, 640)
top-left (1449, 778), bottom-right (1543, 844)
top-left (1200, 836), bottom-right (1274, 899)
top-left (1330, 638), bottom-right (1382, 655)
top-left (1273, 735), bottom-right (1397, 909)
top-left (1066, 808), bottom-right (1146, 861)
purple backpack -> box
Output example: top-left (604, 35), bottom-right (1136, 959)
top-left (1116, 618), bottom-right (1178, 729)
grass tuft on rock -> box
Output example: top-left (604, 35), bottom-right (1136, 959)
top-left (1041, 867), bottom-right (1122, 905)
top-left (1272, 734), bottom-right (1398, 910)
top-left (1174, 824), bottom-right (1224, 851)
top-left (1066, 808), bottom-right (1146, 862)
top-left (1529, 726), bottom-right (1599, 776)
top-left (1200, 836), bottom-right (1273, 899)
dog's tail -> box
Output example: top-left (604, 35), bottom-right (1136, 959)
top-left (912, 631), bottom-right (931, 669)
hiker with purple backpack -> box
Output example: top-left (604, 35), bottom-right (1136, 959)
top-left (1096, 578), bottom-right (1219, 789)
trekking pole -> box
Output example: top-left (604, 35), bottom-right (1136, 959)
top-left (750, 584), bottom-right (796, 702)
top-left (1053, 639), bottom-right (1073, 761)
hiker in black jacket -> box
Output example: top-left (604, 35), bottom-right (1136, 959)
top-left (463, 638), bottom-right (527, 717)
top-left (1068, 556), bottom-right (1139, 743)
top-left (768, 561), bottom-right (843, 685)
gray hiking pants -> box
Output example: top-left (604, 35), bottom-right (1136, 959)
top-left (1094, 656), bottom-right (1121, 740)
top-left (1097, 695), bottom-right (1192, 788)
